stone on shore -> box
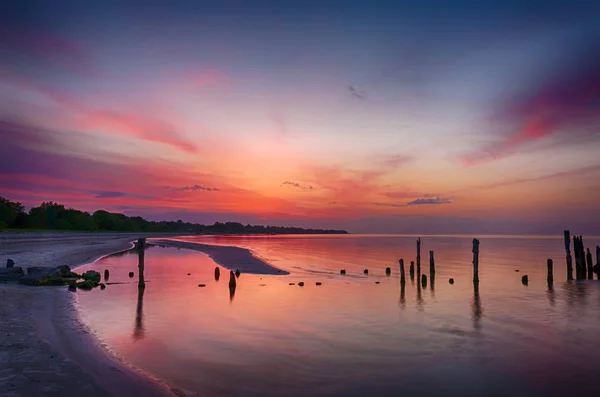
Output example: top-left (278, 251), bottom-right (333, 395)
top-left (316, 282), bottom-right (322, 286)
top-left (298, 282), bottom-right (305, 286)
top-left (129, 272), bottom-right (135, 278)
top-left (363, 269), bottom-right (369, 275)
top-left (449, 278), bottom-right (455, 284)
top-left (385, 267), bottom-right (391, 275)
top-left (521, 275), bottom-right (529, 285)
top-left (198, 283), bottom-right (206, 287)
top-left (6, 259), bottom-right (15, 268)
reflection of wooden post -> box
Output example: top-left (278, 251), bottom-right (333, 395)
top-left (399, 259), bottom-right (405, 285)
top-left (472, 238), bottom-right (480, 283)
top-left (429, 250), bottom-right (435, 274)
top-left (416, 238), bottom-right (421, 273)
top-left (133, 286), bottom-right (145, 340)
top-left (137, 238), bottom-right (146, 289)
top-left (547, 258), bottom-right (553, 284)
top-left (564, 231), bottom-right (573, 280)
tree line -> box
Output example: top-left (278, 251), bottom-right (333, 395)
top-left (0, 196), bottom-right (348, 234)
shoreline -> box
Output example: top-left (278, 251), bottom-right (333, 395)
top-left (0, 232), bottom-right (287, 397)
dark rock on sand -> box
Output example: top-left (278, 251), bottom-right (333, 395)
top-left (128, 272), bottom-right (135, 278)
top-left (6, 259), bottom-right (15, 268)
top-left (289, 283), bottom-right (295, 285)
top-left (521, 275), bottom-right (529, 285)
top-left (449, 278), bottom-right (455, 284)
top-left (99, 283), bottom-right (106, 290)
top-left (515, 269), bottom-right (519, 272)
top-left (198, 284), bottom-right (206, 287)
top-left (298, 282), bottom-right (305, 286)
top-left (375, 281), bottom-right (380, 284)
top-left (316, 282), bottom-right (322, 286)
top-left (0, 267), bottom-right (25, 281)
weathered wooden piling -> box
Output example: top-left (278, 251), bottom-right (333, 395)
top-left (399, 259), bottom-right (405, 285)
top-left (564, 230), bottom-right (573, 280)
top-left (229, 270), bottom-right (237, 288)
top-left (595, 246), bottom-right (600, 279)
top-left (129, 271), bottom-right (135, 278)
top-left (586, 248), bottom-right (593, 279)
top-left (472, 238), bottom-right (480, 283)
top-left (547, 259), bottom-right (553, 283)
top-left (137, 238), bottom-right (145, 289)
top-left (409, 261), bottom-right (415, 277)
top-left (104, 269), bottom-right (110, 281)
top-left (416, 238), bottom-right (421, 273)
top-left (340, 269), bottom-right (346, 275)
top-left (385, 267), bottom-right (391, 276)
top-left (521, 275), bottom-right (528, 285)
top-left (429, 250), bottom-right (435, 274)
top-left (421, 273), bottom-right (427, 287)
top-left (574, 235), bottom-right (587, 280)
top-left (363, 269), bottom-right (369, 275)
top-left (214, 266), bottom-right (220, 281)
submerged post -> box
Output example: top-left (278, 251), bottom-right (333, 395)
top-left (399, 259), bottom-right (405, 285)
top-left (137, 238), bottom-right (146, 289)
top-left (429, 250), bottom-right (435, 274)
top-left (416, 238), bottom-right (421, 273)
top-left (547, 258), bottom-right (553, 284)
top-left (472, 238), bottom-right (480, 283)
top-left (409, 261), bottom-right (415, 277)
top-left (564, 230), bottom-right (573, 280)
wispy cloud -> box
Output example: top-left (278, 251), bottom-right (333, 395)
top-left (407, 196), bottom-right (452, 206)
top-left (348, 85), bottom-right (366, 100)
top-left (461, 40), bottom-right (600, 166)
top-left (95, 191), bottom-right (127, 198)
top-left (371, 202), bottom-right (405, 208)
top-left (171, 185), bottom-right (219, 192)
top-left (282, 181), bottom-right (314, 190)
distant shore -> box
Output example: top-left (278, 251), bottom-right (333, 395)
top-left (0, 232), bottom-right (288, 397)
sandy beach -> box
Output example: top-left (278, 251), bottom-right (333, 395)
top-left (0, 232), bottom-right (280, 397)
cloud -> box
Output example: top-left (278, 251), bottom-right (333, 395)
top-left (348, 85), bottom-right (366, 100)
top-left (95, 191), bottom-right (127, 198)
top-left (371, 202), bottom-right (405, 208)
top-left (406, 196), bottom-right (452, 206)
top-left (282, 181), bottom-right (314, 190)
top-left (172, 185), bottom-right (219, 192)
top-left (381, 154), bottom-right (412, 168)
top-left (461, 40), bottom-right (600, 166)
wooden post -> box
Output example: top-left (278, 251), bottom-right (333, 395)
top-left (564, 230), bottom-right (573, 280)
top-left (573, 236), bottom-right (581, 279)
top-left (229, 270), bottom-right (237, 288)
top-left (472, 238), bottom-right (480, 283)
top-left (137, 238), bottom-right (146, 289)
top-left (416, 238), bottom-right (421, 273)
top-left (429, 250), bottom-right (435, 274)
top-left (409, 261), bottom-right (415, 278)
top-left (586, 248), bottom-right (594, 279)
top-left (421, 273), bottom-right (427, 288)
top-left (595, 245), bottom-right (600, 280)
top-left (547, 258), bottom-right (553, 284)
top-left (399, 259), bottom-right (405, 285)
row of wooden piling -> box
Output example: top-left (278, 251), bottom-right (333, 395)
top-left (562, 230), bottom-right (600, 281)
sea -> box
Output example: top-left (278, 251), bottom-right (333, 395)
top-left (75, 234), bottom-right (600, 397)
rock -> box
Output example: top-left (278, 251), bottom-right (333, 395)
top-left (198, 284), bottom-right (206, 287)
top-left (187, 273), bottom-right (191, 276)
top-left (385, 267), bottom-right (391, 275)
top-left (235, 269), bottom-right (241, 278)
top-left (104, 269), bottom-right (110, 281)
top-left (298, 282), bottom-right (305, 286)
top-left (449, 278), bottom-right (454, 284)
top-left (515, 269), bottom-right (519, 272)
top-left (375, 281), bottom-right (380, 284)
top-left (128, 272), bottom-right (135, 278)
top-left (19, 267), bottom-right (56, 285)
top-left (55, 265), bottom-right (71, 277)
top-left (289, 283), bottom-right (295, 285)
top-left (363, 269), bottom-right (369, 275)
top-left (593, 263), bottom-right (600, 274)
top-left (214, 267), bottom-right (220, 281)
top-left (99, 283), bottom-right (106, 290)
top-left (7, 259), bottom-right (15, 268)
top-left (83, 271), bottom-right (101, 283)
top-left (229, 270), bottom-right (237, 288)
top-left (316, 282), bottom-right (322, 286)
top-left (340, 269), bottom-right (346, 275)
top-left (521, 275), bottom-right (529, 285)
top-left (0, 267), bottom-right (25, 282)
top-left (33, 275), bottom-right (67, 286)
top-left (76, 280), bottom-right (96, 290)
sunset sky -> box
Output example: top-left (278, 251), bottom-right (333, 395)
top-left (1, 1), bottom-right (599, 233)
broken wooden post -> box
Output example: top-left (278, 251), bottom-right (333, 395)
top-left (586, 248), bottom-right (594, 279)
top-left (421, 273), bottom-right (427, 288)
top-left (385, 267), bottom-right (391, 276)
top-left (416, 238), bottom-right (421, 273)
top-left (399, 259), bottom-right (405, 285)
top-left (229, 270), bottom-right (237, 288)
top-left (409, 261), bottom-right (415, 279)
top-left (214, 267), bottom-right (220, 281)
top-left (595, 246), bottom-right (600, 279)
top-left (547, 258), bottom-right (553, 284)
top-left (564, 230), bottom-right (573, 280)
top-left (137, 238), bottom-right (145, 289)
top-left (472, 238), bottom-right (480, 283)
top-left (104, 269), bottom-right (110, 281)
top-left (429, 250), bottom-right (435, 274)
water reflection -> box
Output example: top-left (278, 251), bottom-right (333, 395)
top-left (429, 272), bottom-right (435, 297)
top-left (399, 282), bottom-right (406, 310)
top-left (547, 281), bottom-right (555, 307)
top-left (416, 271), bottom-right (424, 311)
top-left (133, 286), bottom-right (145, 340)
top-left (229, 285), bottom-right (236, 302)
top-left (472, 282), bottom-right (482, 331)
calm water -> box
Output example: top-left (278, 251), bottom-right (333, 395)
top-left (75, 234), bottom-right (600, 396)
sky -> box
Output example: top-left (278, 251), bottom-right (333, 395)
top-left (1, 0), bottom-right (599, 234)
